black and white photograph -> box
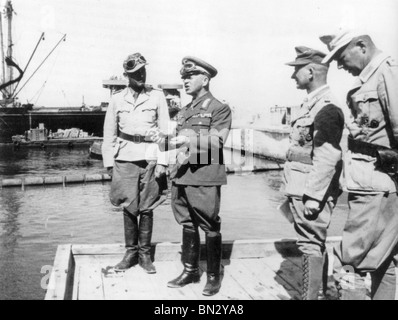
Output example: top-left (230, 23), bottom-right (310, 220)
top-left (0, 0), bottom-right (397, 303)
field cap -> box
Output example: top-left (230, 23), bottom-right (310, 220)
top-left (285, 46), bottom-right (327, 66)
top-left (123, 53), bottom-right (148, 73)
top-left (180, 56), bottom-right (218, 78)
top-left (319, 29), bottom-right (362, 63)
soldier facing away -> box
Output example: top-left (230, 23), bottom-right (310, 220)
top-left (282, 46), bottom-right (345, 300)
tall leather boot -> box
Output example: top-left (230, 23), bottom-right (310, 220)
top-left (114, 211), bottom-right (139, 272)
top-left (337, 272), bottom-right (367, 300)
top-left (138, 212), bottom-right (156, 274)
top-left (167, 229), bottom-right (201, 288)
top-left (371, 260), bottom-right (396, 300)
top-left (202, 233), bottom-right (222, 296)
top-left (301, 255), bottom-right (324, 300)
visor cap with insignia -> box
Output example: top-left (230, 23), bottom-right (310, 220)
top-left (180, 56), bottom-right (218, 78)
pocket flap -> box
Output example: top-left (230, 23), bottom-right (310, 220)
top-left (191, 117), bottom-right (211, 127)
top-left (354, 91), bottom-right (378, 103)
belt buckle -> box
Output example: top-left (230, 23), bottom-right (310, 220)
top-left (133, 134), bottom-right (141, 143)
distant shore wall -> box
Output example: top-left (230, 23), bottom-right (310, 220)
top-left (225, 126), bottom-right (290, 162)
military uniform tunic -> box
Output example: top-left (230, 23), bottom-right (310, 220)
top-left (102, 87), bottom-right (170, 216)
top-left (283, 85), bottom-right (345, 256)
top-left (171, 92), bottom-right (232, 233)
top-left (334, 52), bottom-right (398, 272)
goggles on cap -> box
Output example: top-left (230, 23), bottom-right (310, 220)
top-left (125, 55), bottom-right (147, 72)
top-left (180, 60), bottom-right (209, 76)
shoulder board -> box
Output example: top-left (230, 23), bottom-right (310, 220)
top-left (199, 98), bottom-right (211, 111)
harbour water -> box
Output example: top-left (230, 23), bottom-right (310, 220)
top-left (0, 145), bottom-right (348, 300)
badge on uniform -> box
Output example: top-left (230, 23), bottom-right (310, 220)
top-left (192, 113), bottom-right (212, 119)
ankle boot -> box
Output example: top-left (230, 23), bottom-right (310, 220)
top-left (138, 212), bottom-right (156, 274)
top-left (301, 254), bottom-right (324, 300)
top-left (114, 211), bottom-right (139, 272)
top-left (167, 229), bottom-right (201, 288)
top-left (337, 272), bottom-right (367, 300)
top-left (202, 233), bottom-right (222, 296)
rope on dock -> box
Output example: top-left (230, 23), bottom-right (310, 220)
top-left (0, 174), bottom-right (112, 190)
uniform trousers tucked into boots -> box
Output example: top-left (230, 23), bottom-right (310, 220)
top-left (289, 197), bottom-right (334, 300)
top-left (110, 160), bottom-right (166, 274)
top-left (168, 184), bottom-right (223, 296)
top-left (114, 210), bottom-right (156, 273)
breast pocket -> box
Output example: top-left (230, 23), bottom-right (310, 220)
top-left (140, 106), bottom-right (157, 122)
top-left (116, 106), bottom-right (131, 121)
top-left (354, 91), bottom-right (381, 117)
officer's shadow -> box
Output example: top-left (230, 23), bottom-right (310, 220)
top-left (272, 241), bottom-right (303, 300)
top-left (273, 241), bottom-right (338, 300)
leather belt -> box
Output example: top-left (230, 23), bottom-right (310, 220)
top-left (347, 136), bottom-right (384, 158)
top-left (118, 131), bottom-right (153, 143)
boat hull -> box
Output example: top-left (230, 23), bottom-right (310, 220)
top-left (0, 110), bottom-right (106, 143)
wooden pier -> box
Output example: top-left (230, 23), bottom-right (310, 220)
top-left (44, 237), bottom-right (359, 300)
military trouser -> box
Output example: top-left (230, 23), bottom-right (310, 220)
top-left (171, 183), bottom-right (221, 235)
top-left (110, 160), bottom-right (166, 216)
top-left (333, 192), bottom-right (398, 299)
top-left (289, 197), bottom-right (333, 256)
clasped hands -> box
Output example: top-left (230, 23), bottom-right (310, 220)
top-left (147, 128), bottom-right (190, 149)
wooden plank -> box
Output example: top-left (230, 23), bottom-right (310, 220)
top-left (226, 259), bottom-right (280, 300)
top-left (239, 258), bottom-right (300, 300)
top-left (72, 265), bottom-right (80, 300)
top-left (46, 239), bottom-right (343, 300)
top-left (75, 255), bottom-right (105, 300)
top-left (102, 265), bottom-right (152, 300)
top-left (72, 244), bottom-right (125, 256)
top-left (45, 244), bottom-right (74, 300)
top-left (262, 254), bottom-right (302, 296)
top-left (100, 259), bottom-right (201, 300)
top-left (145, 261), bottom-right (184, 300)
top-left (71, 238), bottom-right (342, 260)
top-left (191, 260), bottom-right (253, 300)
top-left (397, 268), bottom-right (398, 300)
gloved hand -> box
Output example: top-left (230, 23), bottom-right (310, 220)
top-left (107, 167), bottom-right (113, 178)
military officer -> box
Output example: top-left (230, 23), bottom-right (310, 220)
top-left (320, 29), bottom-right (398, 300)
top-left (102, 53), bottom-right (170, 274)
top-left (161, 56), bottom-right (232, 296)
top-left (283, 46), bottom-right (345, 300)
